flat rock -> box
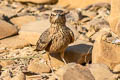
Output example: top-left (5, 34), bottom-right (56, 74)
top-left (0, 20), bottom-right (18, 39)
top-left (19, 20), bottom-right (50, 45)
top-left (26, 75), bottom-right (42, 80)
top-left (0, 36), bottom-right (30, 49)
top-left (82, 11), bottom-right (97, 19)
top-left (0, 60), bottom-right (15, 67)
top-left (15, 0), bottom-right (58, 4)
top-left (55, 63), bottom-right (95, 80)
top-left (28, 58), bottom-right (50, 74)
top-left (88, 64), bottom-right (118, 80)
top-left (10, 15), bottom-right (37, 29)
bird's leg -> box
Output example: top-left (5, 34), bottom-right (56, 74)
top-left (47, 52), bottom-right (54, 73)
top-left (60, 51), bottom-right (67, 64)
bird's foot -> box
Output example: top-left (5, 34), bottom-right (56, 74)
top-left (47, 60), bottom-right (55, 74)
top-left (50, 67), bottom-right (55, 74)
top-left (62, 58), bottom-right (67, 64)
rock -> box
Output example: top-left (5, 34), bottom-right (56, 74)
top-left (19, 20), bottom-right (50, 45)
top-left (15, 0), bottom-right (58, 4)
top-left (66, 9), bottom-right (80, 22)
top-left (0, 60), bottom-right (15, 67)
top-left (0, 14), bottom-right (3, 19)
top-left (92, 31), bottom-right (120, 70)
top-left (82, 11), bottom-right (97, 19)
top-left (86, 18), bottom-right (109, 35)
top-left (0, 47), bottom-right (6, 53)
top-left (56, 0), bottom-right (110, 8)
top-left (43, 53), bottom-right (65, 69)
top-left (109, 17), bottom-right (120, 36)
top-left (0, 6), bottom-right (17, 17)
top-left (108, 0), bottom-right (120, 36)
top-left (11, 71), bottom-right (26, 80)
top-left (0, 20), bottom-right (18, 39)
top-left (0, 69), bottom-right (12, 80)
top-left (90, 28), bottom-right (110, 42)
top-left (88, 64), bottom-right (118, 80)
top-left (55, 63), bottom-right (95, 80)
top-left (65, 40), bottom-right (93, 64)
top-left (0, 36), bottom-right (30, 49)
top-left (113, 64), bottom-right (120, 73)
top-left (26, 75), bottom-right (42, 80)
top-left (97, 7), bottom-right (110, 19)
top-left (83, 2), bottom-right (110, 19)
top-left (11, 2), bottom-right (24, 8)
top-left (10, 15), bottom-right (37, 29)
top-left (0, 0), bottom-right (9, 6)
top-left (114, 20), bottom-right (120, 37)
top-left (0, 65), bottom-right (2, 71)
top-left (27, 58), bottom-right (50, 74)
top-left (84, 3), bottom-right (110, 11)
top-left (84, 18), bottom-right (110, 42)
top-left (66, 22), bottom-right (80, 40)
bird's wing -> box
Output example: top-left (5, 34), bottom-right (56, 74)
top-left (65, 27), bottom-right (74, 43)
top-left (36, 29), bottom-right (52, 51)
top-left (69, 29), bottom-right (75, 43)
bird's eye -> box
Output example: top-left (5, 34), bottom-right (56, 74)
top-left (60, 14), bottom-right (65, 16)
top-left (51, 14), bottom-right (54, 16)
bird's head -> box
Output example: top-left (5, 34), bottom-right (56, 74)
top-left (50, 8), bottom-right (69, 24)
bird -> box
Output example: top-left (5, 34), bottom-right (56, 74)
top-left (36, 8), bottom-right (74, 66)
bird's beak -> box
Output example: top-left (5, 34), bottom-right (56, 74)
top-left (55, 14), bottom-right (59, 20)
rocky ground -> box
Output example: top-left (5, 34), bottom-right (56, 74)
top-left (0, 0), bottom-right (120, 80)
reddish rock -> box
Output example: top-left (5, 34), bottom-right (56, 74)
top-left (27, 58), bottom-right (50, 74)
top-left (0, 6), bottom-right (18, 17)
top-left (92, 32), bottom-right (120, 70)
top-left (57, 0), bottom-right (110, 8)
top-left (10, 16), bottom-right (37, 29)
top-left (0, 20), bottom-right (18, 39)
top-left (11, 71), bottom-right (26, 80)
top-left (0, 36), bottom-right (30, 49)
top-left (55, 63), bottom-right (95, 80)
top-left (15, 0), bottom-right (58, 4)
top-left (0, 60), bottom-right (15, 67)
top-left (19, 20), bottom-right (50, 45)
top-left (88, 64), bottom-right (118, 80)
top-left (109, 0), bottom-right (120, 36)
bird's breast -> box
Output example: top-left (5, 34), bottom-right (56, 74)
top-left (46, 28), bottom-right (71, 53)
